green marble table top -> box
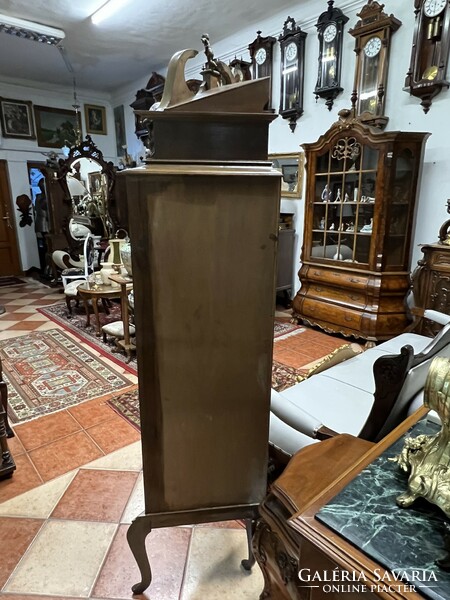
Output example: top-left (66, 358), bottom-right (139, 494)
top-left (317, 419), bottom-right (449, 600)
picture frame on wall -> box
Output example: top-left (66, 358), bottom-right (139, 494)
top-left (0, 97), bottom-right (35, 139)
top-left (84, 104), bottom-right (107, 135)
top-left (34, 105), bottom-right (81, 148)
top-left (113, 105), bottom-right (126, 156)
top-left (269, 152), bottom-right (305, 199)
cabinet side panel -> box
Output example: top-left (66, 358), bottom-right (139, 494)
top-left (126, 171), bottom-right (280, 513)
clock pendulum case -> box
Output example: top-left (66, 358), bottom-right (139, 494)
top-left (314, 0), bottom-right (349, 111)
top-left (348, 0), bottom-right (401, 129)
top-left (249, 31), bottom-right (276, 106)
top-left (278, 16), bottom-right (307, 132)
top-left (404, 0), bottom-right (450, 113)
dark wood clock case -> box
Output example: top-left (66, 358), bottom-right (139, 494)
top-left (349, 0), bottom-right (401, 129)
top-left (278, 16), bottom-right (307, 133)
top-left (404, 0), bottom-right (450, 113)
top-left (314, 0), bottom-right (349, 111)
top-left (248, 31), bottom-right (276, 106)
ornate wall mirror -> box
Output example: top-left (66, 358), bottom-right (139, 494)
top-left (269, 152), bottom-right (305, 198)
top-left (50, 135), bottom-right (117, 252)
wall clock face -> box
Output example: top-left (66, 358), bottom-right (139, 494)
top-left (323, 23), bottom-right (337, 43)
top-left (424, 0), bottom-right (446, 17)
top-left (255, 48), bottom-right (267, 65)
top-left (285, 42), bottom-right (298, 61)
top-left (364, 36), bottom-right (382, 57)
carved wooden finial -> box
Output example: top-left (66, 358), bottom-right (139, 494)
top-left (153, 49), bottom-right (198, 110)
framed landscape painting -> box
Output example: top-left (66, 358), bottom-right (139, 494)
top-left (85, 104), bottom-right (107, 135)
top-left (34, 105), bottom-right (81, 148)
top-left (0, 97), bottom-right (35, 139)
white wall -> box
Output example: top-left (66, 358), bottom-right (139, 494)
top-left (2, 0), bottom-right (449, 286)
top-left (140, 0), bottom-right (447, 296)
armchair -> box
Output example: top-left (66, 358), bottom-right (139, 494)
top-left (52, 233), bottom-right (97, 315)
top-left (270, 309), bottom-right (450, 460)
top-left (57, 233), bottom-right (95, 290)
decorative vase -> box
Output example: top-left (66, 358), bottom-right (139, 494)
top-left (120, 238), bottom-right (133, 276)
top-left (108, 238), bottom-right (125, 265)
top-left (99, 262), bottom-right (115, 286)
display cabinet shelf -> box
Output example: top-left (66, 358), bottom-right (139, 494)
top-left (292, 112), bottom-right (429, 342)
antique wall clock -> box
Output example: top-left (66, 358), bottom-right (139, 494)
top-left (248, 31), bottom-right (276, 105)
top-left (314, 0), bottom-right (349, 110)
top-left (278, 16), bottom-right (307, 133)
top-left (404, 0), bottom-right (450, 113)
top-left (349, 0), bottom-right (401, 128)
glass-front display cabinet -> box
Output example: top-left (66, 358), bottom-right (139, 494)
top-left (292, 112), bottom-right (429, 342)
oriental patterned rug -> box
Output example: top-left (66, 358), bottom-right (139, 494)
top-left (108, 348), bottom-right (355, 431)
top-left (107, 366), bottom-right (304, 432)
top-left (38, 301), bottom-right (138, 372)
top-left (39, 303), bottom-right (304, 373)
top-left (107, 346), bottom-right (354, 432)
top-left (0, 329), bottom-right (134, 424)
top-left (108, 388), bottom-right (141, 431)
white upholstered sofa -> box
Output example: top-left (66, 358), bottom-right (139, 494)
top-left (270, 309), bottom-right (450, 458)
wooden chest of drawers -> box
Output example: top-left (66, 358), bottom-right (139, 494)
top-left (411, 243), bottom-right (450, 336)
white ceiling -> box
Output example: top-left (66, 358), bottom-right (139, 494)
top-left (0, 0), bottom-right (298, 93)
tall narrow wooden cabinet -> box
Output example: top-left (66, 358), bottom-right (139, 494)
top-left (292, 112), bottom-right (429, 342)
top-left (121, 71), bottom-right (280, 593)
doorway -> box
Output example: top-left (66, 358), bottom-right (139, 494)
top-left (27, 162), bottom-right (52, 280)
top-left (0, 160), bottom-right (21, 276)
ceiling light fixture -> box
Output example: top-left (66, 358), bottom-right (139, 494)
top-left (0, 13), bottom-right (65, 45)
top-left (91, 0), bottom-right (130, 25)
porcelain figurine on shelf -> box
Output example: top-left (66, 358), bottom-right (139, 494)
top-left (321, 184), bottom-right (332, 202)
top-left (360, 218), bottom-right (373, 233)
top-left (319, 217), bottom-right (325, 230)
top-left (393, 355), bottom-right (450, 570)
top-left (334, 188), bottom-right (341, 203)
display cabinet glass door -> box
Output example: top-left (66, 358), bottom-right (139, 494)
top-left (385, 147), bottom-right (416, 268)
top-left (309, 137), bottom-right (379, 266)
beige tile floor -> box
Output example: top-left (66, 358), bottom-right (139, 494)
top-left (0, 279), bottom-right (264, 599)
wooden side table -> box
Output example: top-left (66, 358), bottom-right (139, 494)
top-left (77, 281), bottom-right (123, 337)
top-left (253, 409), bottom-right (429, 600)
top-left (108, 273), bottom-right (135, 361)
